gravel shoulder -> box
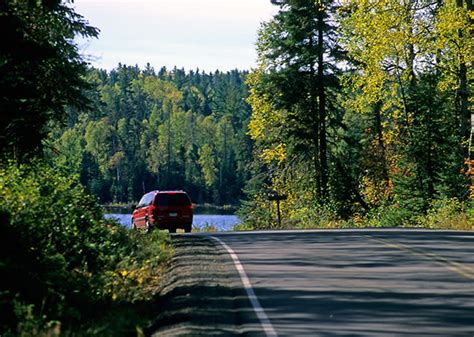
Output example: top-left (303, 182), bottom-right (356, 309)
top-left (146, 235), bottom-right (264, 336)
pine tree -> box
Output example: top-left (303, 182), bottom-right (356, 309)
top-left (0, 0), bottom-right (98, 159)
top-left (248, 0), bottom-right (345, 202)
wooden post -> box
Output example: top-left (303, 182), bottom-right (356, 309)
top-left (269, 193), bottom-right (288, 227)
top-left (470, 113), bottom-right (474, 199)
top-left (276, 199), bottom-right (282, 227)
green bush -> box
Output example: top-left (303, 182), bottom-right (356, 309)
top-left (237, 199), bottom-right (274, 229)
top-left (365, 205), bottom-right (416, 228)
top-left (0, 161), bottom-right (172, 336)
top-left (360, 199), bottom-right (472, 229)
top-left (416, 199), bottom-right (472, 230)
top-left (233, 222), bottom-right (254, 231)
top-left (291, 203), bottom-right (342, 229)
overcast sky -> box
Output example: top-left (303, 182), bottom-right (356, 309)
top-left (74, 0), bottom-right (278, 72)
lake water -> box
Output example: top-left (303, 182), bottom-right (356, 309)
top-left (105, 213), bottom-right (241, 232)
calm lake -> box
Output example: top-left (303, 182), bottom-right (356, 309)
top-left (105, 214), bottom-right (241, 232)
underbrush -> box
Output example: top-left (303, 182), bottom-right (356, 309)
top-left (359, 199), bottom-right (472, 230)
top-left (192, 223), bottom-right (219, 232)
top-left (238, 198), bottom-right (473, 231)
top-left (0, 161), bottom-right (173, 336)
top-left (414, 199), bottom-right (473, 230)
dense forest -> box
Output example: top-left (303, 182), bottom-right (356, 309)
top-left (47, 66), bottom-right (253, 205)
top-left (3, 0), bottom-right (472, 228)
top-left (13, 0), bottom-right (474, 227)
top-left (241, 0), bottom-right (473, 228)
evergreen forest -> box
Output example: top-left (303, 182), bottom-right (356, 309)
top-left (46, 66), bottom-right (253, 206)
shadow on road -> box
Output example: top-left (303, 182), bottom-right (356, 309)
top-left (148, 231), bottom-right (474, 336)
top-left (146, 236), bottom-right (265, 336)
top-left (213, 230), bottom-right (474, 336)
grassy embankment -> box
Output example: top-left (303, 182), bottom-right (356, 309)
top-left (0, 161), bottom-right (173, 337)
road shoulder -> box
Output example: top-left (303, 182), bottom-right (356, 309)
top-left (146, 235), bottom-right (263, 336)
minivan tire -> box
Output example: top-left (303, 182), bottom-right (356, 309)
top-left (144, 218), bottom-right (151, 233)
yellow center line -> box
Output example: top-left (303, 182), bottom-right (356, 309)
top-left (367, 236), bottom-right (474, 282)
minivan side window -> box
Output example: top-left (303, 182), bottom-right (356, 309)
top-left (138, 195), bottom-right (148, 207)
top-left (138, 193), bottom-right (154, 207)
top-left (145, 193), bottom-right (154, 205)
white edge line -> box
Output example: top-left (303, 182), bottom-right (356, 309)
top-left (210, 236), bottom-right (278, 337)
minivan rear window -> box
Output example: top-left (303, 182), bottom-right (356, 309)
top-left (154, 193), bottom-right (191, 206)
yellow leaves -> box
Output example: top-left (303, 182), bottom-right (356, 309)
top-left (360, 176), bottom-right (392, 207)
top-left (435, 5), bottom-right (469, 48)
top-left (339, 0), bottom-right (414, 116)
top-left (247, 81), bottom-right (283, 142)
top-left (143, 76), bottom-right (183, 105)
top-left (438, 75), bottom-right (458, 93)
top-left (432, 4), bottom-right (473, 95)
top-left (341, 0), bottom-right (474, 129)
top-left (198, 144), bottom-right (218, 188)
top-left (247, 98), bottom-right (278, 141)
top-left (108, 265), bottom-right (162, 302)
top-left (247, 68), bottom-right (287, 165)
top-left (261, 143), bottom-right (286, 165)
top-left (247, 69), bottom-right (281, 136)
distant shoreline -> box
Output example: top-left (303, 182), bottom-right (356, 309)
top-left (102, 203), bottom-right (239, 215)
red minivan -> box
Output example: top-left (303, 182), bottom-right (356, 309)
top-left (131, 191), bottom-right (193, 233)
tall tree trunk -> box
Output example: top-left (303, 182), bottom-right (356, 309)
top-left (219, 121), bottom-right (227, 204)
top-left (405, 8), bottom-right (428, 205)
top-left (309, 33), bottom-right (321, 200)
top-left (456, 0), bottom-right (470, 154)
top-left (427, 86), bottom-right (436, 200)
top-left (167, 105), bottom-right (172, 187)
top-left (317, 4), bottom-right (329, 199)
top-left (466, 0), bottom-right (474, 199)
top-left (374, 101), bottom-right (390, 185)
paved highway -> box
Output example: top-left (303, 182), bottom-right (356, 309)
top-left (206, 229), bottom-right (474, 336)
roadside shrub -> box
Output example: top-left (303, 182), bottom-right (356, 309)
top-left (237, 197), bottom-right (274, 229)
top-left (291, 203), bottom-right (342, 229)
top-left (193, 223), bottom-right (218, 232)
top-left (365, 205), bottom-right (416, 227)
top-left (416, 199), bottom-right (472, 230)
top-left (233, 222), bottom-right (255, 231)
top-left (0, 161), bottom-right (171, 336)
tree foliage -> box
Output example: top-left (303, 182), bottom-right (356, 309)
top-left (0, 0), bottom-right (98, 159)
top-left (243, 0), bottom-right (473, 228)
top-left (48, 66), bottom-right (253, 205)
top-left (0, 161), bottom-right (172, 335)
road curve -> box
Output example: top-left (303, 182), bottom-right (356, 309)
top-left (203, 229), bottom-right (474, 337)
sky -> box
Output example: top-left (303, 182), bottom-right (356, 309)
top-left (74, 0), bottom-right (279, 72)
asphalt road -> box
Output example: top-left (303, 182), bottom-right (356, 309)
top-left (206, 229), bottom-right (474, 337)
